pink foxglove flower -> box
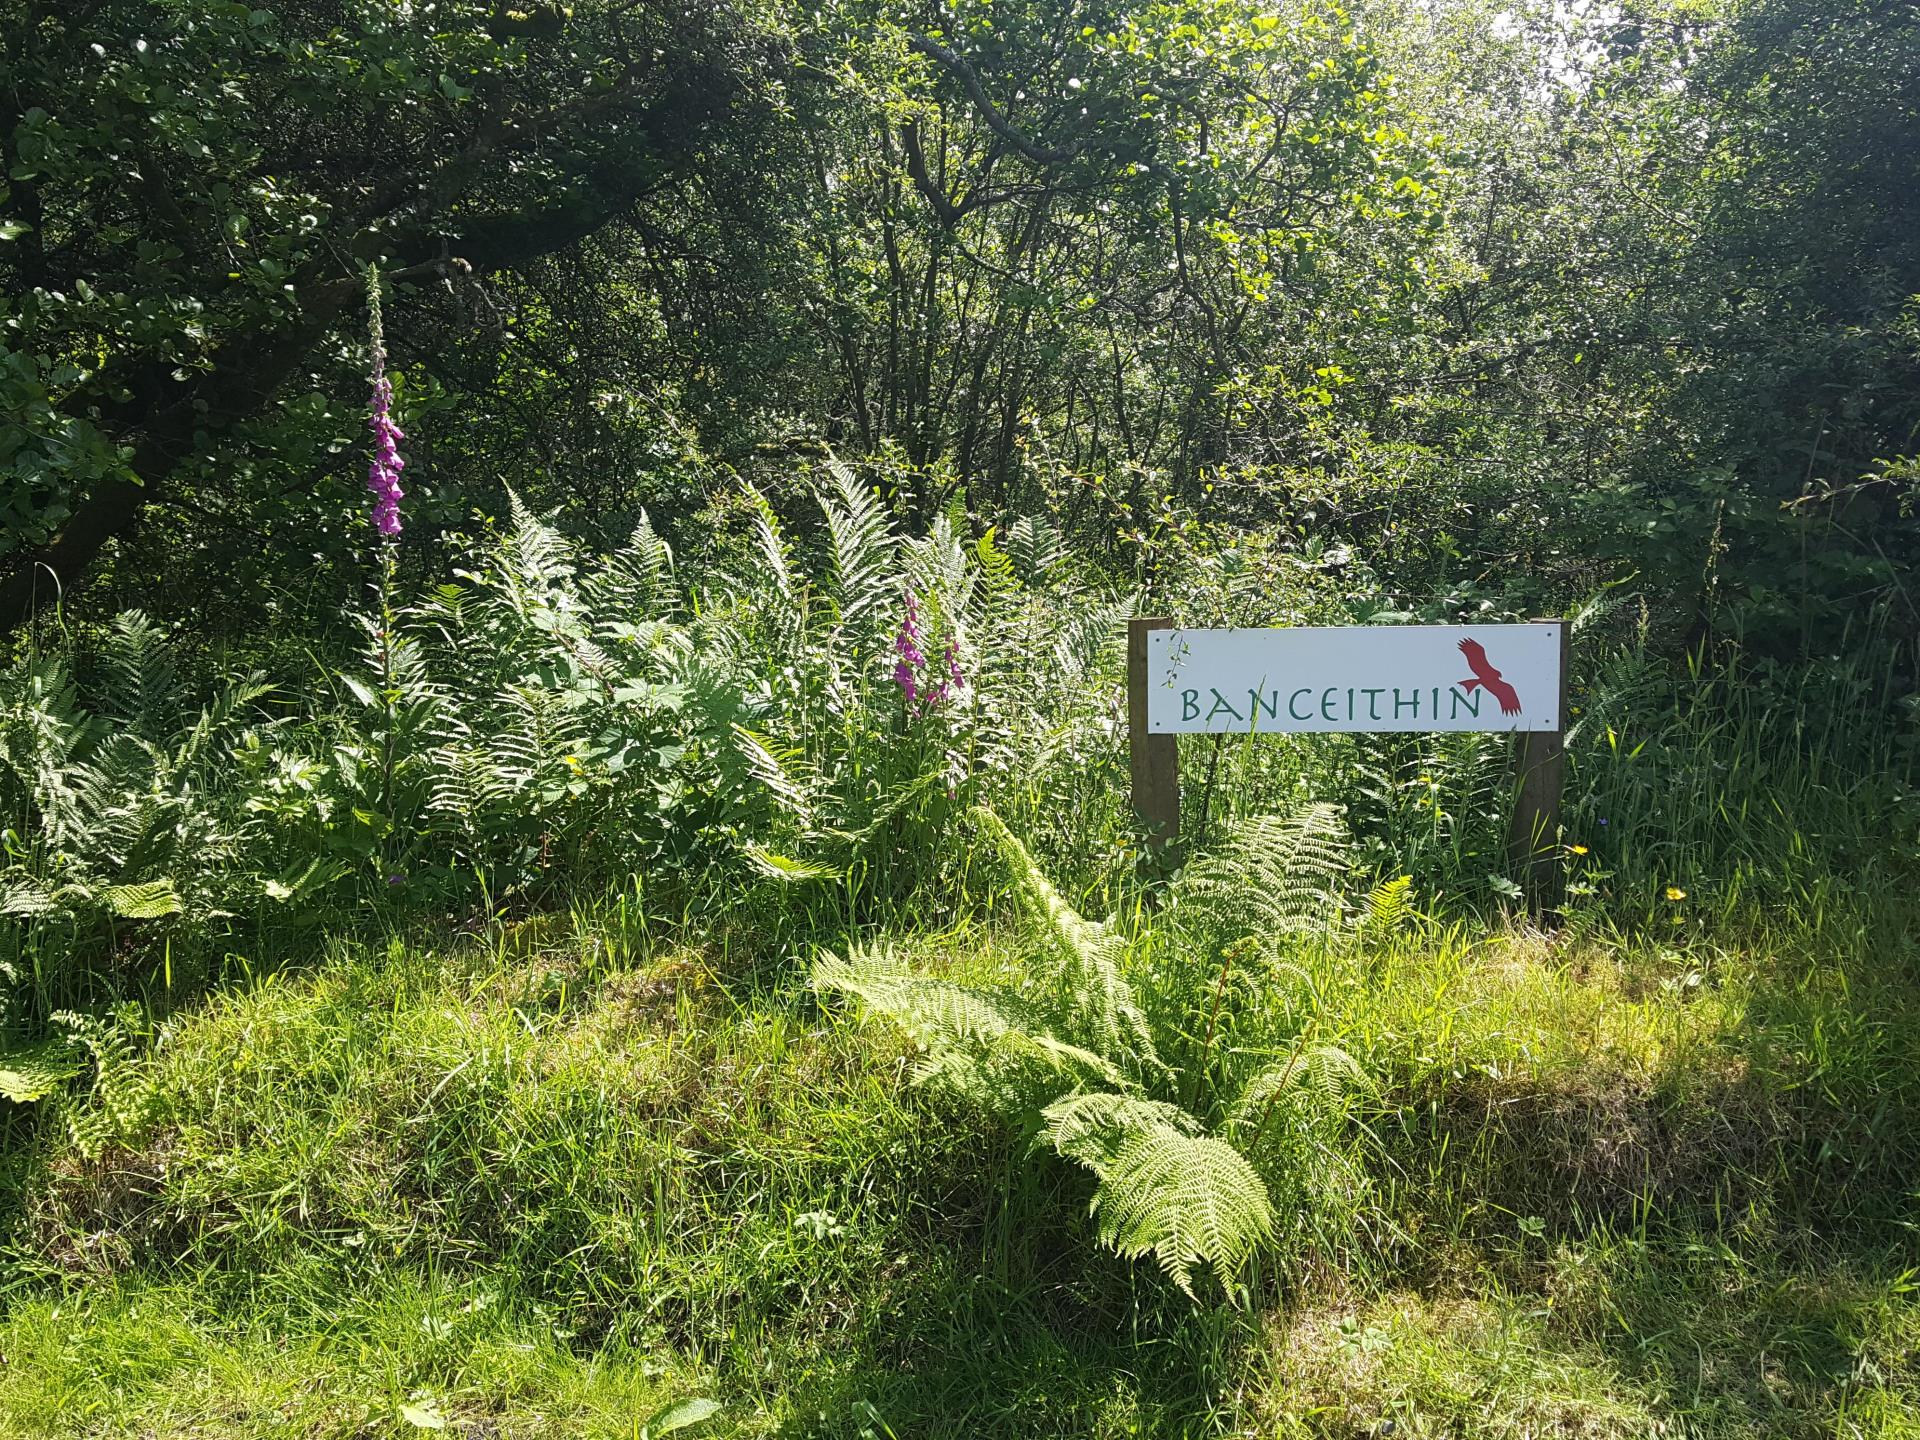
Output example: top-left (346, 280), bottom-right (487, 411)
top-left (365, 269), bottom-right (405, 537)
top-left (892, 585), bottom-right (926, 708)
top-left (891, 586), bottom-right (964, 717)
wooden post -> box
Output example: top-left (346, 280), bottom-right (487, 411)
top-left (1509, 618), bottom-right (1570, 911)
top-left (1127, 617), bottom-right (1180, 850)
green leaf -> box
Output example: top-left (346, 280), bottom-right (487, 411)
top-left (103, 879), bottom-right (183, 919)
top-left (1086, 1127), bottom-right (1274, 1296)
top-left (642, 1397), bottom-right (721, 1438)
top-left (743, 844), bottom-right (840, 883)
top-left (399, 1400), bottom-right (447, 1430)
top-left (0, 1040), bottom-right (84, 1103)
top-left (0, 220), bottom-right (32, 241)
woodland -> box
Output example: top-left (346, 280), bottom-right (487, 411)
top-left (3, 0), bottom-right (1920, 1435)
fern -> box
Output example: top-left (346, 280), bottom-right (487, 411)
top-left (1039, 1091), bottom-right (1203, 1167)
top-left (1356, 874), bottom-right (1415, 936)
top-left (818, 458), bottom-right (896, 632)
top-left (810, 811), bottom-right (1359, 1299)
top-left (1006, 514), bottom-right (1066, 583)
top-left (102, 879), bottom-right (184, 920)
top-left (813, 943), bottom-right (1127, 1090)
top-left (972, 807), bottom-right (1163, 1081)
top-left (1171, 804), bottom-right (1351, 947)
top-left (738, 479), bottom-right (797, 604)
top-left (587, 509), bottom-right (676, 617)
top-left (731, 725), bottom-right (818, 824)
top-left (98, 610), bottom-right (180, 738)
top-left (51, 1009), bottom-right (153, 1160)
top-left (0, 1035), bottom-right (85, 1103)
top-left (1077, 1122), bottom-right (1275, 1297)
top-left (973, 526), bottom-right (1019, 598)
top-left (496, 490), bottom-right (580, 622)
top-left (1050, 597), bottom-right (1127, 681)
top-left (1226, 1043), bottom-right (1368, 1136)
top-left (0, 615), bottom-right (274, 948)
top-left (742, 845), bottom-right (841, 884)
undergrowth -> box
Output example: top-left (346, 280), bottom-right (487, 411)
top-left (5, 850), bottom-right (1918, 1435)
top-left (3, 504), bottom-right (1918, 1436)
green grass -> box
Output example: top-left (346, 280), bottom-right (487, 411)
top-left (6, 871), bottom-right (1919, 1437)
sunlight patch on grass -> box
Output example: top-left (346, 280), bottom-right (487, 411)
top-left (1259, 1291), bottom-right (1656, 1438)
top-left (0, 1278), bottom-right (700, 1439)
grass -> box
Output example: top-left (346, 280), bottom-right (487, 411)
top-left (6, 869), bottom-right (1918, 1437)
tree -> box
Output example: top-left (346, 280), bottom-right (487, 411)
top-left (780, 0), bottom-right (1447, 533)
top-left (0, 0), bottom-right (788, 628)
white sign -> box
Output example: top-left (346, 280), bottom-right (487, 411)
top-left (1146, 623), bottom-right (1562, 735)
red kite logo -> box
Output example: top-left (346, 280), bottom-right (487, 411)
top-left (1457, 638), bottom-right (1522, 716)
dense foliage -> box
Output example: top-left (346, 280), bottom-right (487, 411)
top-left (6, 0), bottom-right (1915, 645)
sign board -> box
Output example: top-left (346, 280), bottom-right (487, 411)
top-left (1144, 623), bottom-right (1563, 735)
top-left (1127, 617), bottom-right (1570, 908)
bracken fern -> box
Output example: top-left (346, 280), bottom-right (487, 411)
top-left (815, 804), bottom-right (1374, 1298)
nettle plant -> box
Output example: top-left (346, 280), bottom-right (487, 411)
top-left (815, 805), bottom-right (1381, 1299)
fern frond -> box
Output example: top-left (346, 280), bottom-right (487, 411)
top-left (487, 684), bottom-right (590, 796)
top-left (1050, 598), bottom-right (1126, 681)
top-left (51, 1009), bottom-right (153, 1160)
top-left (1172, 804), bottom-right (1351, 945)
top-left (587, 508), bottom-right (676, 617)
top-left (738, 479), bottom-right (797, 605)
top-left (1357, 874), bottom-right (1415, 935)
top-left (98, 610), bottom-right (180, 739)
top-left (972, 807), bottom-right (1163, 1078)
top-left (1040, 1091), bottom-right (1203, 1168)
top-left (1007, 514), bottom-right (1065, 582)
top-left (1082, 1123), bottom-right (1274, 1296)
top-left (1001, 1033), bottom-right (1133, 1091)
top-left (732, 725), bottom-right (816, 823)
top-left (0, 871), bottom-right (57, 917)
top-left (0, 1037), bottom-right (85, 1104)
top-left (742, 845), bottom-right (840, 884)
top-left (904, 516), bottom-right (976, 624)
top-left (974, 526), bottom-right (1018, 598)
top-left (0, 655), bottom-right (98, 844)
top-left (814, 945), bottom-right (1050, 1052)
top-left (818, 459), bottom-right (896, 629)
top-left (171, 673), bottom-right (273, 777)
top-left (812, 946), bottom-right (1127, 1090)
top-left (501, 490), bottom-right (578, 605)
top-left (425, 739), bottom-right (495, 827)
top-left (102, 879), bottom-right (183, 920)
top-left (1227, 1043), bottom-right (1369, 1134)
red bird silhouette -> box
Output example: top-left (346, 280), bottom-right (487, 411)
top-left (1456, 638), bottom-right (1523, 716)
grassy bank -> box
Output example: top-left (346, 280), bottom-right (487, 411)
top-left (7, 867), bottom-right (1918, 1436)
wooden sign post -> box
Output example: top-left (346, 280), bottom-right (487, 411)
top-left (1127, 617), bottom-right (1181, 850)
top-left (1508, 618), bottom-right (1570, 909)
top-left (1126, 617), bottom-right (1568, 906)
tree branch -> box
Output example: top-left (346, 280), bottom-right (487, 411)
top-left (909, 34), bottom-right (1078, 166)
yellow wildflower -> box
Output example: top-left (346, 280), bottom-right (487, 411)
top-left (1569, 844), bottom-right (1589, 856)
top-left (1664, 885), bottom-right (1687, 902)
